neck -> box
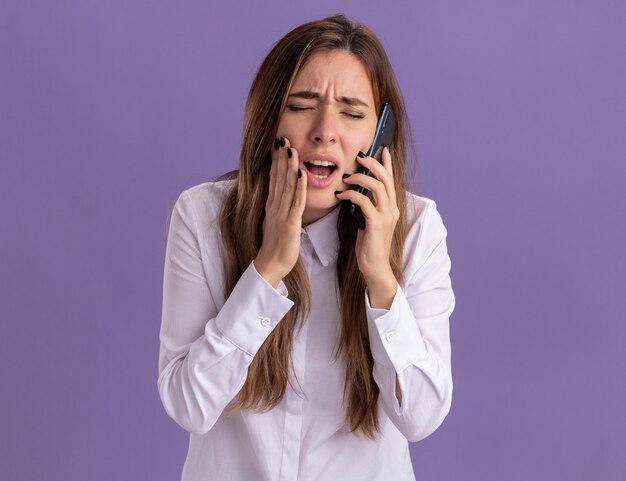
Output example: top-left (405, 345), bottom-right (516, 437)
top-left (302, 203), bottom-right (340, 227)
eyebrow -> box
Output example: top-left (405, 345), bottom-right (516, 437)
top-left (287, 90), bottom-right (370, 108)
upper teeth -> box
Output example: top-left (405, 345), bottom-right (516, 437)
top-left (308, 160), bottom-right (336, 167)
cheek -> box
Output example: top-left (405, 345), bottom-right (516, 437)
top-left (351, 132), bottom-right (375, 154)
top-left (345, 158), bottom-right (359, 175)
top-left (355, 121), bottom-right (378, 148)
top-left (276, 115), bottom-right (303, 144)
top-left (275, 116), bottom-right (287, 136)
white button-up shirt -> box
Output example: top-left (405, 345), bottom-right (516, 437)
top-left (158, 180), bottom-right (455, 481)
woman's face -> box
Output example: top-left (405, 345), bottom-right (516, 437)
top-left (276, 50), bottom-right (378, 225)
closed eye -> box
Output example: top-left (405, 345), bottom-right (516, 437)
top-left (287, 105), bottom-right (364, 119)
top-left (288, 106), bottom-right (312, 112)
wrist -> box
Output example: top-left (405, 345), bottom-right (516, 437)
top-left (253, 258), bottom-right (282, 289)
top-left (365, 271), bottom-right (398, 309)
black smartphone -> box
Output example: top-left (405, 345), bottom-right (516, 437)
top-left (349, 102), bottom-right (396, 230)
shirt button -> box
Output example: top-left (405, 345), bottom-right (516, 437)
top-left (260, 317), bottom-right (271, 327)
top-left (301, 231), bottom-right (309, 241)
top-left (385, 331), bottom-right (395, 341)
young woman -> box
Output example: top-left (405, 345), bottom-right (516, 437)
top-left (158, 14), bottom-right (455, 481)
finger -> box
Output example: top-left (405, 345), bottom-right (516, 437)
top-left (356, 151), bottom-right (392, 184)
top-left (266, 137), bottom-right (281, 207)
top-left (335, 189), bottom-right (379, 227)
top-left (278, 141), bottom-right (299, 219)
top-left (342, 172), bottom-right (388, 209)
top-left (291, 162), bottom-right (307, 224)
top-left (381, 146), bottom-right (397, 208)
top-left (356, 151), bottom-right (396, 210)
top-left (382, 145), bottom-right (393, 176)
top-left (273, 136), bottom-right (289, 211)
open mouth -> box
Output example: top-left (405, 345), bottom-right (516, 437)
top-left (303, 160), bottom-right (337, 179)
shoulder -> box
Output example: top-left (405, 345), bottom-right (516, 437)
top-left (175, 179), bottom-right (237, 223)
top-left (402, 191), bottom-right (451, 275)
top-left (168, 180), bottom-right (236, 272)
top-left (404, 191), bottom-right (447, 234)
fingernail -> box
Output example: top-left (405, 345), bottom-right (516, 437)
top-left (280, 136), bottom-right (285, 147)
top-left (287, 147), bottom-right (292, 158)
top-left (298, 169), bottom-right (302, 178)
top-left (274, 138), bottom-right (280, 150)
top-left (357, 151), bottom-right (366, 158)
top-left (342, 173), bottom-right (350, 179)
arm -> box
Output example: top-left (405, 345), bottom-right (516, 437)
top-left (157, 191), bottom-right (294, 435)
top-left (365, 201), bottom-right (455, 442)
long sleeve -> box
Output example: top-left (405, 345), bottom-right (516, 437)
top-left (157, 191), bottom-right (294, 435)
top-left (365, 200), bottom-right (455, 442)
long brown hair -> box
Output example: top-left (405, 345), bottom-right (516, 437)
top-left (218, 14), bottom-right (414, 438)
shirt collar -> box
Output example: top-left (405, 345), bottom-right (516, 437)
top-left (301, 205), bottom-right (341, 267)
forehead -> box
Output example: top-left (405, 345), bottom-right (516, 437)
top-left (290, 51), bottom-right (374, 101)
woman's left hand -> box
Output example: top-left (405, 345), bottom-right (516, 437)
top-left (335, 147), bottom-right (399, 290)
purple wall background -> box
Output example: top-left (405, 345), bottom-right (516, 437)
top-left (2, 1), bottom-right (624, 480)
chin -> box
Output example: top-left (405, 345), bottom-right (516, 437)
top-left (306, 190), bottom-right (340, 210)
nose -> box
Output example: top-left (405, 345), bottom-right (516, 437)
top-left (309, 105), bottom-right (337, 145)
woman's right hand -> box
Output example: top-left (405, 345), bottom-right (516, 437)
top-left (254, 136), bottom-right (307, 288)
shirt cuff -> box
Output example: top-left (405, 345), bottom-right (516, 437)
top-left (365, 284), bottom-right (428, 372)
top-left (213, 261), bottom-right (294, 356)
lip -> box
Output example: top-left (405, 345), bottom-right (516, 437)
top-left (301, 152), bottom-right (341, 169)
top-left (300, 152), bottom-right (341, 189)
